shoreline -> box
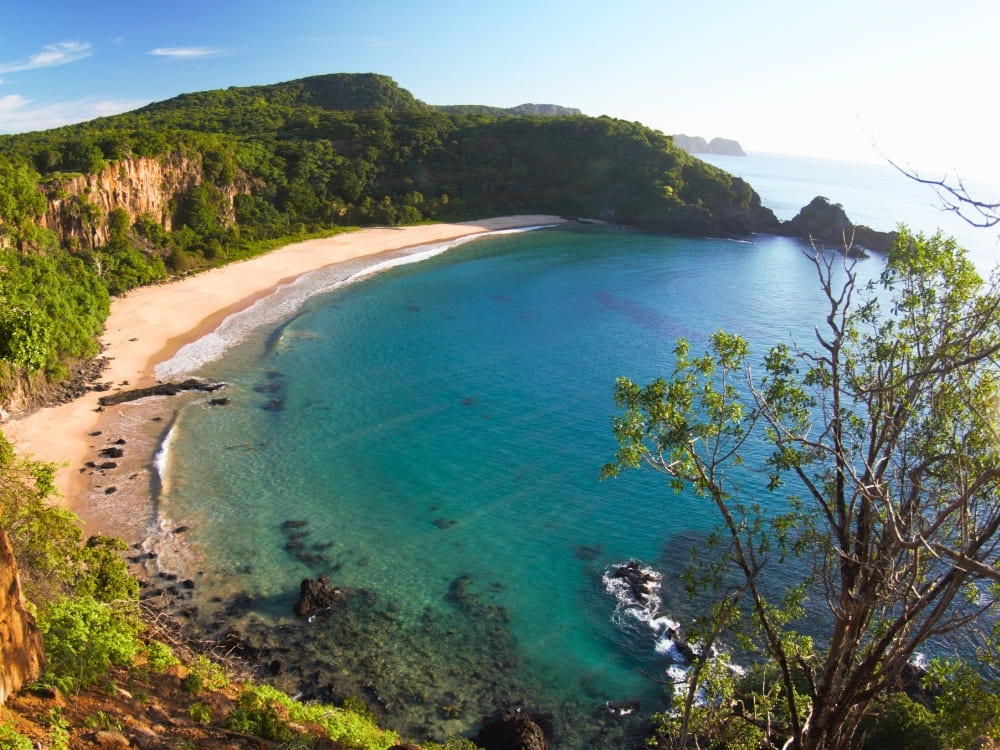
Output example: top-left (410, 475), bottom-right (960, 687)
top-left (3, 215), bottom-right (566, 516)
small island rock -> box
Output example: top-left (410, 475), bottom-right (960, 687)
top-left (293, 576), bottom-right (341, 618)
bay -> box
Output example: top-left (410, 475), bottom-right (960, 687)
top-left (141, 153), bottom-right (994, 747)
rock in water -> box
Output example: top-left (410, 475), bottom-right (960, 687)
top-left (475, 707), bottom-right (549, 750)
top-left (612, 560), bottom-right (661, 606)
top-left (294, 576), bottom-right (341, 617)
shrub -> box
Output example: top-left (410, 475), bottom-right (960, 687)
top-left (224, 685), bottom-right (295, 741)
top-left (187, 654), bottom-right (229, 690)
top-left (188, 701), bottom-right (211, 724)
top-left (180, 672), bottom-right (203, 694)
top-left (0, 721), bottom-right (34, 750)
top-left (37, 595), bottom-right (143, 694)
top-left (860, 693), bottom-right (942, 750)
top-left (143, 640), bottom-right (180, 672)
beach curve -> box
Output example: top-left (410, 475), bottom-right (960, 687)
top-left (3, 216), bottom-right (566, 510)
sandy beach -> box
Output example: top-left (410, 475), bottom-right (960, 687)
top-left (4, 216), bottom-right (565, 507)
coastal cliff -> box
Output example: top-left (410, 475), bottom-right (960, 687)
top-left (39, 155), bottom-right (252, 250)
top-left (0, 526), bottom-right (46, 706)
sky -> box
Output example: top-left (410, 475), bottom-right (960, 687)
top-left (1, 0), bottom-right (997, 181)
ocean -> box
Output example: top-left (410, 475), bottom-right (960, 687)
top-left (102, 153), bottom-right (1000, 748)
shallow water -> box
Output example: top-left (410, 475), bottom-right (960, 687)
top-left (113, 223), bottom-right (878, 747)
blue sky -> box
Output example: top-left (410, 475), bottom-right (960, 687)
top-left (1, 0), bottom-right (997, 180)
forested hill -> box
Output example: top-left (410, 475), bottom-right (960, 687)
top-left (0, 72), bottom-right (778, 410)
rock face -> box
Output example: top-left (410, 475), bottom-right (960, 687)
top-left (0, 526), bottom-right (46, 705)
top-left (97, 378), bottom-right (226, 407)
top-left (780, 196), bottom-right (897, 254)
top-left (612, 560), bottom-right (660, 606)
top-left (39, 155), bottom-right (252, 249)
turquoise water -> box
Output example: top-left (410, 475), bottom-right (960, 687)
top-left (148, 223), bottom-right (877, 746)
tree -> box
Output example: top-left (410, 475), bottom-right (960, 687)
top-left (0, 157), bottom-right (49, 254)
top-left (603, 228), bottom-right (1000, 750)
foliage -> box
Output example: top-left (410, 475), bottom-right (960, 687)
top-left (223, 684), bottom-right (400, 750)
top-left (0, 433), bottom-right (136, 604)
top-left (859, 693), bottom-right (942, 750)
top-left (604, 229), bottom-right (1000, 750)
top-left (142, 639), bottom-right (180, 673)
top-left (43, 707), bottom-right (70, 750)
top-left (188, 701), bottom-right (212, 724)
top-left (0, 721), bottom-right (34, 750)
top-left (185, 654), bottom-right (230, 691)
top-left (0, 305), bottom-right (51, 373)
top-left (0, 73), bottom-right (773, 400)
top-left (36, 594), bottom-right (143, 694)
top-left (0, 157), bottom-right (49, 253)
top-left (423, 738), bottom-right (485, 750)
top-left (83, 711), bottom-right (124, 732)
top-left (224, 684), bottom-right (296, 741)
top-left (924, 658), bottom-right (1000, 747)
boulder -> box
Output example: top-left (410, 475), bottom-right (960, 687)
top-left (0, 526), bottom-right (46, 705)
top-left (612, 560), bottom-right (660, 606)
top-left (475, 707), bottom-right (548, 750)
top-left (294, 576), bottom-right (342, 617)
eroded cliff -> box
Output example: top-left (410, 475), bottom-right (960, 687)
top-left (0, 525), bottom-right (45, 705)
top-left (39, 155), bottom-right (251, 249)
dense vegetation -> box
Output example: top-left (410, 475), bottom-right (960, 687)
top-left (0, 73), bottom-right (774, 406)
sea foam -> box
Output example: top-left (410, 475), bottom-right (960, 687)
top-left (152, 422), bottom-right (175, 488)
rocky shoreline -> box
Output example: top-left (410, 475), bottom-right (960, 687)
top-left (124, 516), bottom-right (663, 748)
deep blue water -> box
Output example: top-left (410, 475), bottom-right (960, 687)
top-left (143, 154), bottom-right (999, 747)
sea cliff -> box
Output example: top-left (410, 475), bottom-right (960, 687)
top-left (39, 155), bottom-right (253, 250)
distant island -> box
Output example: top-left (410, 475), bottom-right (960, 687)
top-left (672, 134), bottom-right (746, 157)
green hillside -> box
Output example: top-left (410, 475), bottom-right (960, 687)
top-left (0, 73), bottom-right (777, 403)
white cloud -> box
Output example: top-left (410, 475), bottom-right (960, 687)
top-left (0, 41), bottom-right (92, 74)
top-left (149, 46), bottom-right (226, 59)
top-left (0, 93), bottom-right (147, 134)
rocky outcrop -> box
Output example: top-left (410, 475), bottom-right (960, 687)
top-left (673, 134), bottom-right (746, 156)
top-left (475, 707), bottom-right (549, 750)
top-left (780, 196), bottom-right (896, 254)
top-left (0, 526), bottom-right (46, 705)
top-left (293, 576), bottom-right (342, 618)
top-left (612, 560), bottom-right (660, 606)
top-left (97, 378), bottom-right (226, 407)
top-left (39, 156), bottom-right (253, 249)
